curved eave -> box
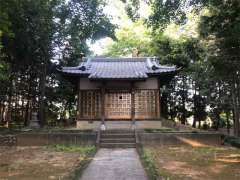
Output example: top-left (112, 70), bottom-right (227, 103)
top-left (57, 67), bottom-right (180, 80)
top-left (58, 69), bottom-right (90, 77)
top-left (147, 69), bottom-right (179, 76)
top-left (89, 77), bottom-right (147, 81)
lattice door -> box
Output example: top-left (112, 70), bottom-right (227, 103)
top-left (134, 90), bottom-right (158, 119)
top-left (80, 90), bottom-right (101, 119)
top-left (105, 92), bottom-right (131, 119)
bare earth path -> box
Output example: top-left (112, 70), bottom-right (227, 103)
top-left (80, 148), bottom-right (148, 180)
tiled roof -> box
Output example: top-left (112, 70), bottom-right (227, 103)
top-left (60, 57), bottom-right (177, 80)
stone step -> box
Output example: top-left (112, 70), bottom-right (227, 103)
top-left (101, 138), bottom-right (135, 143)
top-left (101, 130), bottom-right (134, 134)
top-left (100, 143), bottom-right (136, 148)
top-left (101, 133), bottom-right (135, 139)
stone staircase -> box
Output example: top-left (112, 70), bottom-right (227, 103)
top-left (99, 129), bottom-right (136, 148)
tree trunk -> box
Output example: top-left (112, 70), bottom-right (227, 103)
top-left (24, 99), bottom-right (30, 126)
top-left (192, 80), bottom-right (197, 128)
top-left (231, 74), bottom-right (240, 137)
top-left (226, 110), bottom-right (230, 135)
top-left (24, 74), bottom-right (33, 126)
top-left (39, 61), bottom-right (47, 127)
top-left (215, 111), bottom-right (220, 131)
top-left (237, 72), bottom-right (240, 136)
top-left (6, 77), bottom-right (13, 128)
top-left (181, 75), bottom-right (187, 125)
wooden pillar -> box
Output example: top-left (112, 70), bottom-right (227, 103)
top-left (78, 91), bottom-right (82, 120)
top-left (155, 90), bottom-right (160, 119)
top-left (77, 79), bottom-right (82, 120)
top-left (131, 83), bottom-right (135, 123)
top-left (77, 81), bottom-right (80, 120)
top-left (101, 84), bottom-right (105, 124)
top-left (156, 79), bottom-right (161, 119)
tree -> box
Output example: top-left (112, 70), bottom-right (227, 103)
top-left (122, 0), bottom-right (239, 135)
top-left (51, 0), bottom-right (115, 125)
top-left (199, 0), bottom-right (240, 135)
top-left (104, 19), bottom-right (151, 57)
top-left (0, 0), bottom-right (115, 127)
top-left (150, 35), bottom-right (208, 125)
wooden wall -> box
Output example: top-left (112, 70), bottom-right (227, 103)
top-left (77, 89), bottom-right (160, 121)
top-left (77, 77), bottom-right (161, 121)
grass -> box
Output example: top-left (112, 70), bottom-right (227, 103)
top-left (0, 126), bottom-right (21, 135)
top-left (49, 144), bottom-right (96, 154)
top-left (48, 144), bottom-right (97, 179)
top-left (142, 144), bottom-right (240, 180)
top-left (144, 128), bottom-right (174, 133)
top-left (138, 146), bottom-right (160, 180)
top-left (139, 146), bottom-right (181, 180)
top-left (143, 128), bottom-right (200, 133)
top-left (0, 126), bottom-right (94, 135)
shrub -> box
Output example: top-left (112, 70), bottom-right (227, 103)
top-left (224, 136), bottom-right (240, 148)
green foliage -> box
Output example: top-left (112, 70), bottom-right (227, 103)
top-left (49, 144), bottom-right (96, 154)
top-left (199, 0), bottom-right (240, 76)
top-left (108, 0), bottom-right (238, 131)
top-left (55, 0), bottom-right (115, 63)
top-left (151, 35), bottom-right (209, 124)
top-left (0, 0), bottom-right (115, 127)
top-left (0, 61), bottom-right (9, 81)
top-left (50, 0), bottom-right (115, 124)
top-left (140, 148), bottom-right (160, 180)
top-left (104, 19), bottom-right (151, 57)
top-left (198, 0), bottom-right (240, 134)
top-left (148, 0), bottom-right (187, 31)
top-left (1, 0), bottom-right (239, 134)
top-left (143, 0), bottom-right (239, 132)
top-left (150, 35), bottom-right (191, 67)
top-left (120, 0), bottom-right (140, 21)
top-left (144, 128), bottom-right (174, 133)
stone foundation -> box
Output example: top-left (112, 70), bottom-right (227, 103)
top-left (76, 120), bottom-right (162, 130)
top-left (0, 135), bottom-right (17, 146)
top-left (0, 132), bottom-right (96, 146)
top-left (77, 121), bottom-right (101, 130)
top-left (135, 121), bottom-right (162, 129)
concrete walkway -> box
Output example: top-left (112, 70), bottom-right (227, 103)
top-left (80, 148), bottom-right (148, 180)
